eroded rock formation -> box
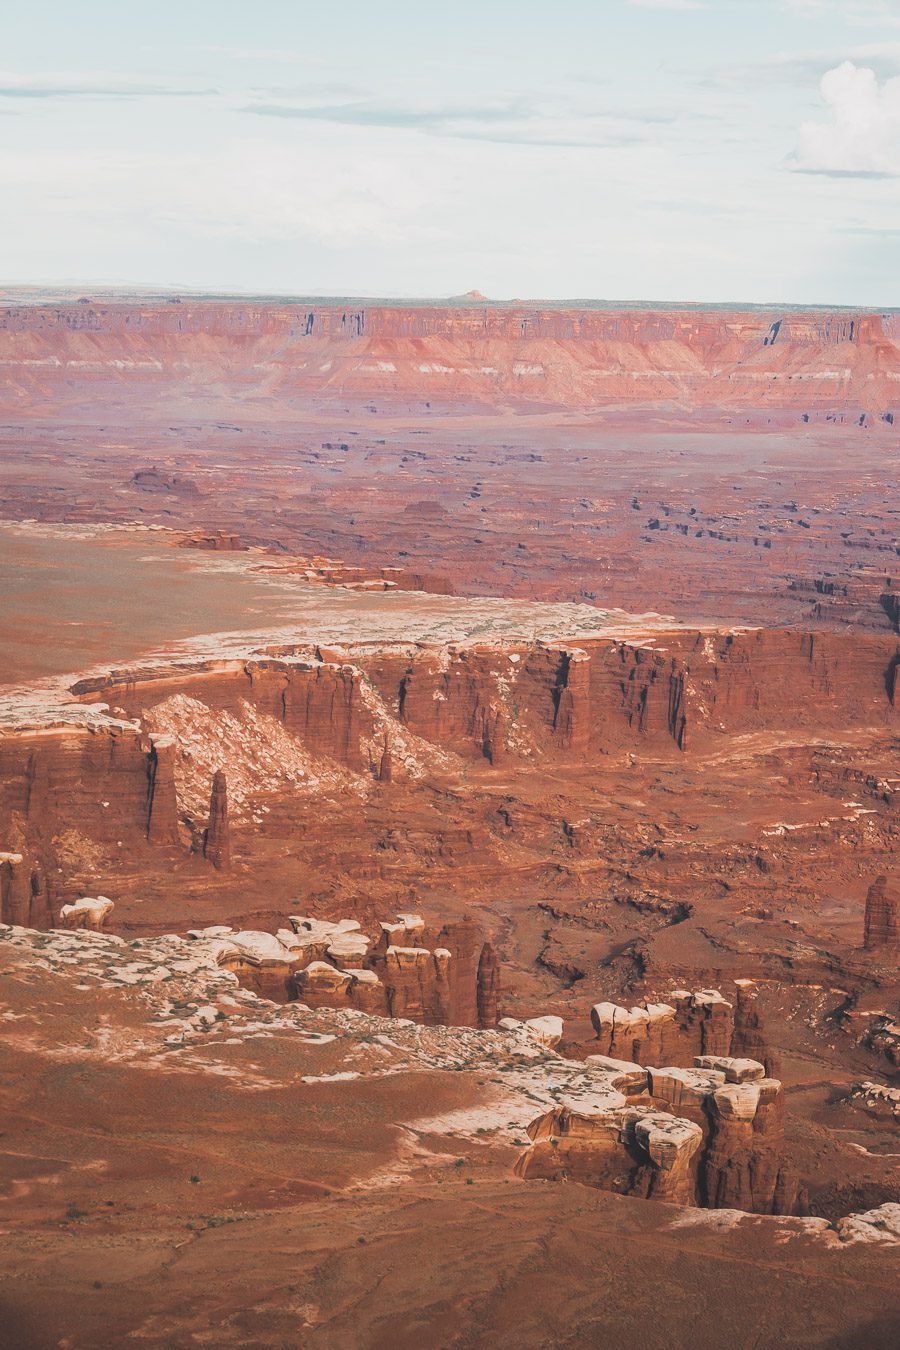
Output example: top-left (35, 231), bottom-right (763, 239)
top-left (477, 942), bottom-right (501, 1029)
top-left (146, 734), bottom-right (180, 846)
top-left (186, 910), bottom-right (496, 1027)
top-left (5, 625), bottom-right (897, 879)
top-left (590, 989), bottom-right (734, 1066)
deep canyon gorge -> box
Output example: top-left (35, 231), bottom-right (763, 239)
top-left (2, 294), bottom-right (900, 1348)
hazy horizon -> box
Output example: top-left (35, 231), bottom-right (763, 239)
top-left (3, 282), bottom-right (898, 312)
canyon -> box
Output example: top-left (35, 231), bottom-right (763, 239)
top-left (2, 294), bottom-right (900, 1348)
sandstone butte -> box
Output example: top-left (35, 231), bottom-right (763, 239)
top-left (2, 294), bottom-right (900, 1349)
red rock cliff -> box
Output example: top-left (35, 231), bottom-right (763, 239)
top-left (2, 302), bottom-right (899, 416)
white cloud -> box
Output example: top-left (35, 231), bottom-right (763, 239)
top-left (768, 42), bottom-right (900, 80)
top-left (789, 60), bottom-right (900, 175)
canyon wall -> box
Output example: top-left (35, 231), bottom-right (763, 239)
top-left (2, 302), bottom-right (900, 416)
top-left (2, 626), bottom-right (897, 883)
top-left (0, 722), bottom-right (157, 848)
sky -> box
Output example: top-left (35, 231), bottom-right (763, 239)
top-left (2, 0), bottom-right (900, 304)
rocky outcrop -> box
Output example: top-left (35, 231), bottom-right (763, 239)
top-left (850, 1081), bottom-right (900, 1123)
top-left (500, 1014), bottom-right (565, 1048)
top-left (864, 1016), bottom-right (900, 1068)
top-left (590, 989), bottom-right (734, 1066)
top-left (701, 1070), bottom-right (802, 1215)
top-left (0, 722), bottom-right (160, 856)
top-left (863, 875), bottom-right (900, 950)
top-left (516, 1090), bottom-right (703, 1206)
top-left (834, 1203), bottom-right (900, 1244)
top-left (553, 649), bottom-right (591, 753)
top-left (189, 925), bottom-right (300, 1000)
top-left (433, 918), bottom-right (482, 1027)
top-left (203, 771), bottom-right (230, 869)
top-left (380, 946), bottom-right (451, 1023)
top-left (363, 914), bottom-right (452, 1024)
top-left (517, 1054), bottom-right (801, 1215)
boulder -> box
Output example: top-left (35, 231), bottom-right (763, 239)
top-left (523, 1015), bottom-right (564, 1048)
top-left (59, 896), bottom-right (114, 931)
top-left (695, 1055), bottom-right (766, 1083)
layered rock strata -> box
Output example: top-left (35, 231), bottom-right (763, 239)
top-left (5, 301), bottom-right (900, 416)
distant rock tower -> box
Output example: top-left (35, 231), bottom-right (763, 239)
top-left (864, 875), bottom-right (900, 950)
top-left (477, 942), bottom-right (501, 1029)
top-left (203, 770), bottom-right (231, 870)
